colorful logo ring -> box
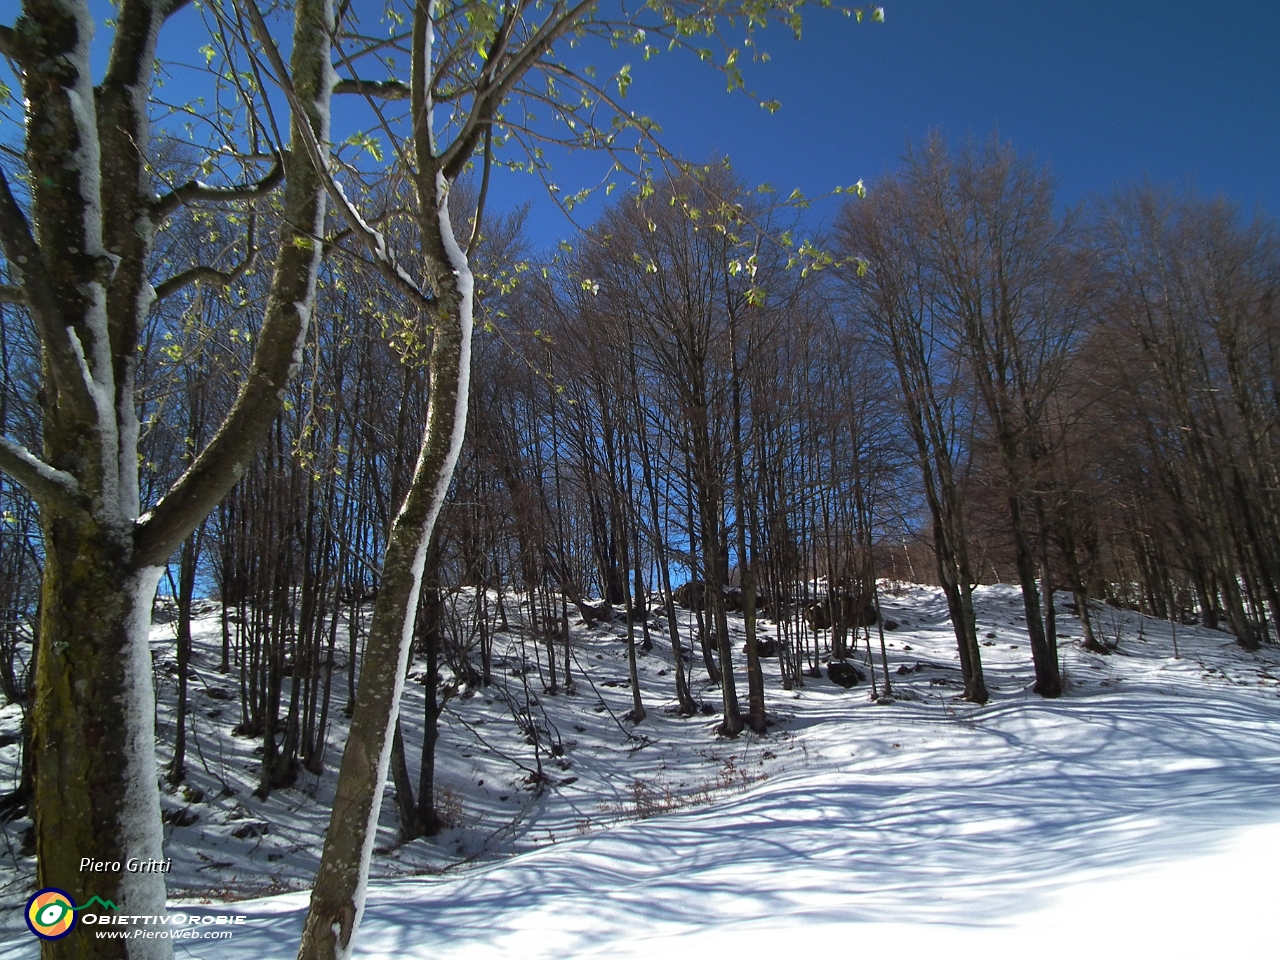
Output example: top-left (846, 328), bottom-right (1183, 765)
top-left (26, 888), bottom-right (78, 940)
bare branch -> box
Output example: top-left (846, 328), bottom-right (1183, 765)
top-left (0, 167), bottom-right (95, 422)
top-left (333, 78), bottom-right (410, 99)
top-left (466, 125), bottom-right (493, 255)
top-left (439, 0), bottom-right (597, 181)
top-left (154, 217), bottom-right (260, 302)
top-left (151, 155), bottom-right (284, 223)
top-left (236, 0), bottom-right (433, 310)
top-left (322, 227), bottom-right (354, 256)
top-left (0, 437), bottom-right (82, 516)
top-left (153, 266), bottom-right (239, 302)
top-left (0, 25), bottom-right (17, 61)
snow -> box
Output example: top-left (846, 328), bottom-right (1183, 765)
top-left (429, 168), bottom-right (474, 515)
top-left (67, 306), bottom-right (123, 520)
top-left (59, 0), bottom-right (104, 262)
top-left (317, 0), bottom-right (337, 147)
top-left (120, 5), bottom-right (164, 524)
top-left (55, 0), bottom-right (130, 524)
top-left (118, 566), bottom-right (171, 960)
top-left (330, 179), bottom-right (386, 263)
top-left (0, 438), bottom-right (79, 496)
top-left (327, 178), bottom-right (421, 297)
top-left (2, 583), bottom-right (1278, 959)
top-left (333, 166), bottom-right (476, 959)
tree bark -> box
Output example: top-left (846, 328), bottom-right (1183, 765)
top-left (0, 3), bottom-right (331, 957)
top-left (296, 5), bottom-right (475, 943)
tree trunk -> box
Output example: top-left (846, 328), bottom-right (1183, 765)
top-left (1009, 492), bottom-right (1062, 696)
top-left (0, 3), bottom-right (333, 957)
top-left (35, 544), bottom-right (167, 959)
top-left (167, 527), bottom-right (203, 784)
top-left (389, 719), bottom-right (417, 841)
top-left (296, 80), bottom-right (475, 953)
top-left (415, 578), bottom-right (445, 836)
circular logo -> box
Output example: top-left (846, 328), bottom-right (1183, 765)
top-left (26, 888), bottom-right (77, 940)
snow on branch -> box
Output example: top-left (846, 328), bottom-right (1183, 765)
top-left (333, 78), bottom-right (411, 99)
top-left (237, 0), bottom-right (434, 312)
top-left (150, 156), bottom-right (284, 224)
top-left (0, 437), bottom-right (82, 516)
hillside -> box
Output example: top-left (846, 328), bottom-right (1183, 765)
top-left (3, 583), bottom-right (1279, 958)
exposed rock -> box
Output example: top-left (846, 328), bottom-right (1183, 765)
top-left (579, 599), bottom-right (615, 624)
top-left (742, 636), bottom-right (778, 658)
top-left (673, 581), bottom-right (770, 614)
top-left (827, 660), bottom-right (866, 688)
top-left (805, 594), bottom-right (878, 630)
top-left (672, 581), bottom-right (708, 611)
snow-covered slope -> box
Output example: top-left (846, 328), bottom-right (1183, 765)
top-left (3, 583), bottom-right (1279, 959)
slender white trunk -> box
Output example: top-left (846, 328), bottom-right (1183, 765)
top-left (298, 174), bottom-right (473, 958)
top-left (119, 565), bottom-right (170, 960)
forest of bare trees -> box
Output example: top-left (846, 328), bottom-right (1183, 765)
top-left (6, 0), bottom-right (1276, 957)
top-left (3, 56), bottom-right (1279, 958)
top-left (5, 130), bottom-right (1278, 792)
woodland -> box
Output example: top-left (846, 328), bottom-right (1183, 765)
top-left (1, 1), bottom-right (1279, 959)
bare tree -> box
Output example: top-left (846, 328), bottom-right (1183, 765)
top-left (915, 137), bottom-right (1083, 697)
top-left (0, 2), bottom-right (332, 952)
top-left (1092, 187), bottom-right (1280, 648)
top-left (836, 166), bottom-right (989, 702)
top-left (279, 1), bottom-right (883, 955)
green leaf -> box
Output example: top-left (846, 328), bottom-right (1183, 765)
top-left (344, 133), bottom-right (384, 162)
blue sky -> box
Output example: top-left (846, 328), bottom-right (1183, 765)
top-left (483, 0), bottom-right (1280, 249)
top-left (19, 1), bottom-right (1275, 250)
